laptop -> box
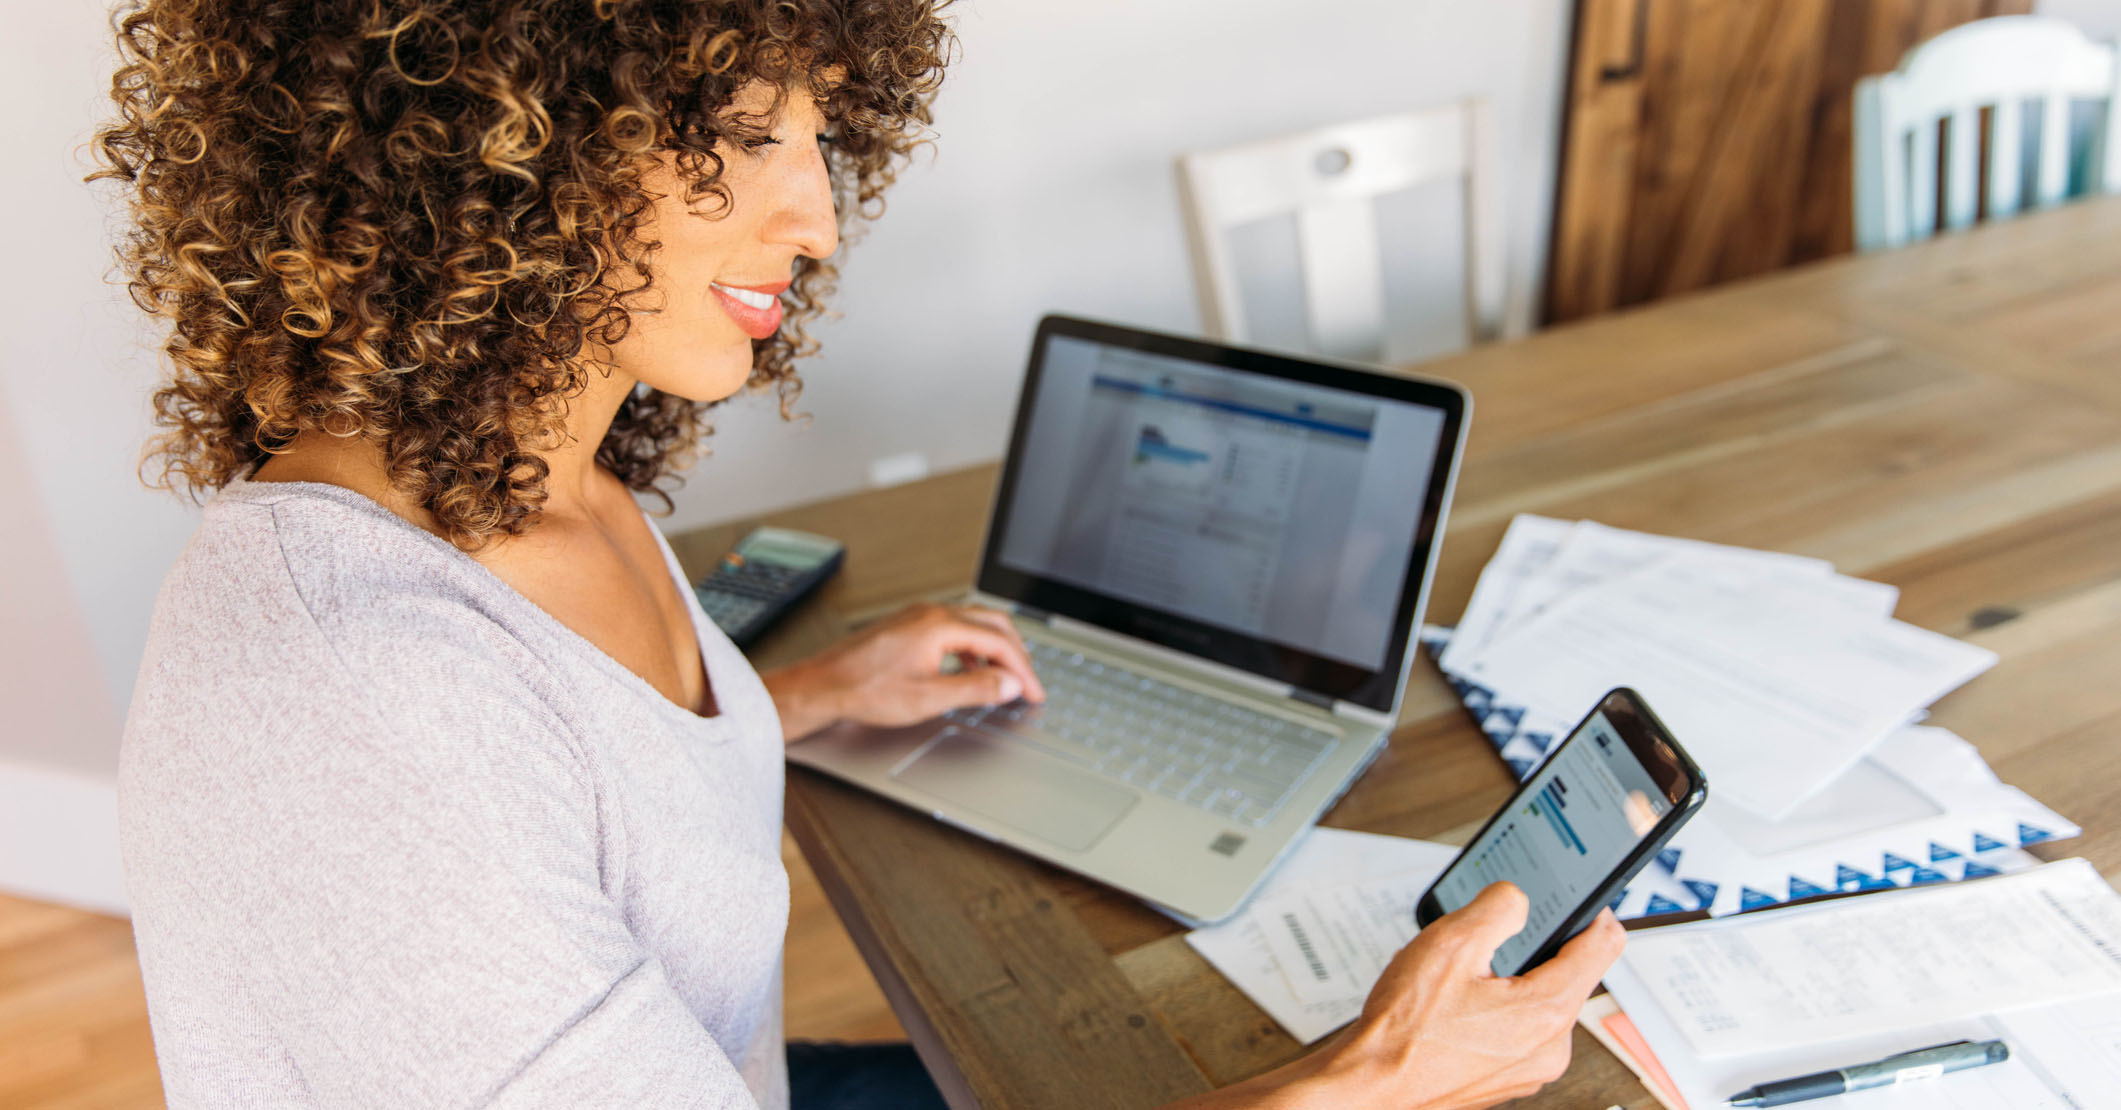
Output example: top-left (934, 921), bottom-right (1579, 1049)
top-left (788, 315), bottom-right (1469, 923)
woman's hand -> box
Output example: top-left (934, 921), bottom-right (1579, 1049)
top-left (761, 602), bottom-right (1047, 742)
top-left (1166, 881), bottom-right (1625, 1110)
top-left (1329, 882), bottom-right (1626, 1106)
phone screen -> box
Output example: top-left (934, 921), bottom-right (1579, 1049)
top-left (1429, 707), bottom-right (1679, 975)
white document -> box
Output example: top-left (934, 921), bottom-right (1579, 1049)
top-left (1989, 991), bottom-right (2121, 1102)
top-left (1452, 551), bottom-right (1997, 817)
top-left (1490, 520), bottom-right (1849, 648)
top-left (1254, 870), bottom-right (1436, 1006)
top-left (1605, 961), bottom-right (2101, 1109)
top-left (1184, 829), bottom-right (1458, 1044)
top-left (1621, 859), bottom-right (2121, 1057)
top-left (1436, 515), bottom-right (1571, 677)
top-left (1441, 517), bottom-right (1872, 681)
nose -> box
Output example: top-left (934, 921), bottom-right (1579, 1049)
top-left (765, 141), bottom-right (840, 262)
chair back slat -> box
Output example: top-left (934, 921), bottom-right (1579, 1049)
top-left (1988, 97), bottom-right (2025, 219)
top-left (1909, 120), bottom-right (1940, 243)
top-left (1295, 199), bottom-right (1388, 361)
top-left (2107, 66), bottom-right (2121, 192)
top-left (1175, 157), bottom-right (1251, 342)
top-left (1945, 106), bottom-right (1981, 231)
top-left (1462, 99), bottom-right (1507, 344)
top-left (1854, 81), bottom-right (1903, 249)
top-left (1853, 15), bottom-right (2118, 250)
top-left (2038, 89), bottom-right (2074, 205)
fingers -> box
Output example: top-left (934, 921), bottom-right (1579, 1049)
top-left (1521, 909), bottom-right (1626, 999)
top-left (918, 606), bottom-right (1046, 702)
top-left (949, 606), bottom-right (1044, 699)
top-left (950, 605), bottom-right (1022, 645)
top-left (871, 664), bottom-right (1027, 724)
top-left (1439, 882), bottom-right (1532, 968)
top-left (930, 666), bottom-right (1026, 712)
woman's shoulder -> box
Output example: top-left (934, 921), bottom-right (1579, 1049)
top-left (120, 481), bottom-right (605, 885)
top-left (128, 479), bottom-right (579, 773)
top-left (159, 477), bottom-right (532, 648)
top-left (180, 476), bottom-right (457, 592)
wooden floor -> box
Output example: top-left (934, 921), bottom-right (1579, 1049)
top-left (0, 832), bottom-right (902, 1109)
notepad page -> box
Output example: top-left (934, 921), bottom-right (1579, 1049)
top-left (1621, 859), bottom-right (2121, 1058)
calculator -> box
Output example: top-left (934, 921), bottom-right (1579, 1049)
top-left (693, 527), bottom-right (846, 648)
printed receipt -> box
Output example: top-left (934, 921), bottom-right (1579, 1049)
top-left (1624, 859), bottom-right (2121, 1057)
top-left (1184, 830), bottom-right (1458, 1044)
top-left (1256, 871), bottom-right (1436, 1006)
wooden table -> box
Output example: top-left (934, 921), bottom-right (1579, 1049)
top-left (669, 196), bottom-right (2121, 1108)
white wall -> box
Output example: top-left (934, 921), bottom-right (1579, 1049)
top-left (0, 3), bottom-right (193, 909)
top-left (3, 1), bottom-right (204, 762)
top-left (2042, 0), bottom-right (2121, 38)
top-left (0, 387), bottom-right (120, 779)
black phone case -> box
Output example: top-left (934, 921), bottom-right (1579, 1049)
top-left (1415, 687), bottom-right (1707, 977)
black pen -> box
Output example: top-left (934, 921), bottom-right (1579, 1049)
top-left (1726, 1039), bottom-right (2010, 1107)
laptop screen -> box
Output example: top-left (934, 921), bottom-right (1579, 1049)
top-left (978, 316), bottom-right (1468, 713)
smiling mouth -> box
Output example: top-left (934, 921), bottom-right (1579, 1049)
top-left (710, 280), bottom-right (787, 340)
top-left (715, 284), bottom-right (777, 310)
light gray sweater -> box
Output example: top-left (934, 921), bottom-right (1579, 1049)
top-left (120, 478), bottom-right (790, 1108)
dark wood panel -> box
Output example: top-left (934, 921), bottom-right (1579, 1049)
top-left (1547, 0), bottom-right (2034, 323)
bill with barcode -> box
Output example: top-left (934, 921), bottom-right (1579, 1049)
top-left (1255, 870), bottom-right (1437, 1006)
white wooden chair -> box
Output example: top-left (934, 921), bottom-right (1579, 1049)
top-left (1854, 15), bottom-right (2121, 250)
top-left (1176, 101), bottom-right (1508, 364)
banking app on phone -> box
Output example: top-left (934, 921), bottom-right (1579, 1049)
top-left (1432, 711), bottom-right (1671, 974)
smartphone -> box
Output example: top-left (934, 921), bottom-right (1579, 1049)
top-left (1415, 687), bottom-right (1707, 977)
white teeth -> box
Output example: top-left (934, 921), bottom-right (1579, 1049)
top-left (713, 283), bottom-right (777, 310)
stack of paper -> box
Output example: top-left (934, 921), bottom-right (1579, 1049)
top-left (1595, 858), bottom-right (2121, 1109)
top-left (1430, 516), bottom-right (2076, 918)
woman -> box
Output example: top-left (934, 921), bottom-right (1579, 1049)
top-left (98, 0), bottom-right (1624, 1106)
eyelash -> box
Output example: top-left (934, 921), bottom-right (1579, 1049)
top-left (736, 133), bottom-right (838, 152)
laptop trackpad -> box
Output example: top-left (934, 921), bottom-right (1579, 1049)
top-left (893, 729), bottom-right (1137, 853)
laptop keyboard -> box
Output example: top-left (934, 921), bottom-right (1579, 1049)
top-left (941, 639), bottom-right (1340, 827)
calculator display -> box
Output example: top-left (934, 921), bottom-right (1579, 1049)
top-left (737, 531), bottom-right (840, 568)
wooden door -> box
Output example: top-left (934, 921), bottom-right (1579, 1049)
top-left (1546, 0), bottom-right (2033, 323)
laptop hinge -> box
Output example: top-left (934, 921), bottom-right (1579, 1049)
top-left (1289, 689), bottom-right (1335, 712)
top-left (1014, 604), bottom-right (1054, 624)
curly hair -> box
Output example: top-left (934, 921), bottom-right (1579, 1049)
top-left (93, 0), bottom-right (951, 547)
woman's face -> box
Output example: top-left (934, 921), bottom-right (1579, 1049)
top-left (605, 81), bottom-right (840, 402)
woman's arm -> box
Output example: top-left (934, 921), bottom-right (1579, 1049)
top-left (761, 602), bottom-right (1046, 742)
top-left (1165, 884), bottom-right (1626, 1110)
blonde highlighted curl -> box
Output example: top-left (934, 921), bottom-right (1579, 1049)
top-left (94, 0), bottom-right (952, 547)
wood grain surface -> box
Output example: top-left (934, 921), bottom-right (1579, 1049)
top-left (679, 196), bottom-right (2121, 1108)
top-left (0, 895), bottom-right (162, 1109)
